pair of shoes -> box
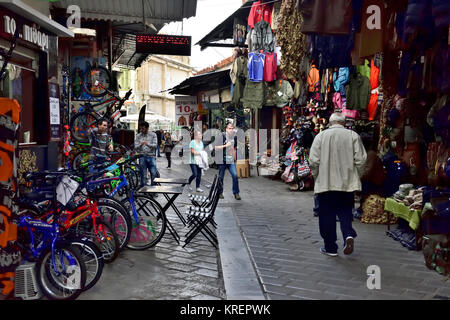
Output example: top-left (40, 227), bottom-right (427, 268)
top-left (234, 194), bottom-right (241, 200)
top-left (343, 237), bottom-right (354, 255)
top-left (320, 247), bottom-right (338, 257)
top-left (313, 211), bottom-right (319, 217)
top-left (196, 188), bottom-right (204, 193)
top-left (219, 194), bottom-right (224, 199)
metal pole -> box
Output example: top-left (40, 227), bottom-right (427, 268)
top-left (142, 0), bottom-right (146, 32)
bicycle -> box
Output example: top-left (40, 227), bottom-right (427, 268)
top-left (16, 174), bottom-right (87, 300)
top-left (69, 83), bottom-right (132, 143)
top-left (21, 171), bottom-right (121, 264)
top-left (92, 155), bottom-right (167, 250)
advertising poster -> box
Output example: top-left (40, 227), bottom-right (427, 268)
top-left (175, 96), bottom-right (197, 127)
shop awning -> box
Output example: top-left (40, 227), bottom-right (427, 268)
top-left (196, 0), bottom-right (256, 51)
top-left (54, 0), bottom-right (198, 25)
top-left (0, 0), bottom-right (74, 37)
top-left (168, 69), bottom-right (231, 96)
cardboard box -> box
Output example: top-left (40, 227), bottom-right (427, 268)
top-left (236, 159), bottom-right (250, 178)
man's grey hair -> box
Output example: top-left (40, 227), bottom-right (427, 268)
top-left (329, 112), bottom-right (346, 124)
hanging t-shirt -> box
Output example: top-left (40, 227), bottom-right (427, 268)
top-left (248, 0), bottom-right (273, 29)
top-left (263, 52), bottom-right (277, 82)
top-left (248, 52), bottom-right (265, 82)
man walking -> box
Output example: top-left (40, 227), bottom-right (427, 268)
top-left (89, 119), bottom-right (114, 172)
top-left (309, 113), bottom-right (367, 256)
top-left (135, 122), bottom-right (158, 187)
top-left (215, 122), bottom-right (241, 200)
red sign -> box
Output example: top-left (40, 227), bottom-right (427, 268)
top-left (136, 34), bottom-right (191, 56)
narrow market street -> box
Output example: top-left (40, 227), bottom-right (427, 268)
top-left (80, 157), bottom-right (449, 300)
top-left (1, 0), bottom-right (449, 306)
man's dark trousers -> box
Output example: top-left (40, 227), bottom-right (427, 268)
top-left (317, 191), bottom-right (357, 253)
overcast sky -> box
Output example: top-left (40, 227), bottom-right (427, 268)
top-left (159, 0), bottom-right (243, 71)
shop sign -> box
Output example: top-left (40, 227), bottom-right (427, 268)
top-left (1, 11), bottom-right (49, 51)
top-left (49, 83), bottom-right (61, 140)
top-left (136, 34), bottom-right (191, 56)
top-left (175, 96), bottom-right (197, 127)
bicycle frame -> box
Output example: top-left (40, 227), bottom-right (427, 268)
top-left (87, 173), bottom-right (141, 225)
top-left (17, 215), bottom-right (74, 276)
top-left (37, 198), bottom-right (108, 244)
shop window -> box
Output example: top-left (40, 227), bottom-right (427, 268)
top-left (0, 63), bottom-right (36, 144)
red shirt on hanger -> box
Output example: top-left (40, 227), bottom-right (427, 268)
top-left (248, 1), bottom-right (273, 29)
top-left (263, 52), bottom-right (277, 82)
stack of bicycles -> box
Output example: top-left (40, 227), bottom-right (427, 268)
top-left (14, 150), bottom-right (168, 300)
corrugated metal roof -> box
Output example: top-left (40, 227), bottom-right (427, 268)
top-left (55, 0), bottom-right (197, 24)
top-left (168, 69), bottom-right (231, 95)
top-left (196, 0), bottom-right (256, 50)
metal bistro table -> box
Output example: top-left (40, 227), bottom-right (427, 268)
top-left (139, 185), bottom-right (184, 244)
top-left (153, 178), bottom-right (189, 226)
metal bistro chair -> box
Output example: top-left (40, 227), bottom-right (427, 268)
top-left (183, 179), bottom-right (222, 248)
top-left (188, 174), bottom-right (218, 208)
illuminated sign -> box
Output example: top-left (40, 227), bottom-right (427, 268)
top-left (136, 34), bottom-right (191, 56)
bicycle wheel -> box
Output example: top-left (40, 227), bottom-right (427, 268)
top-left (69, 238), bottom-right (104, 291)
top-left (125, 165), bottom-right (140, 191)
top-left (97, 200), bottom-right (132, 250)
top-left (83, 65), bottom-right (112, 97)
top-left (72, 150), bottom-right (90, 170)
top-left (122, 195), bottom-right (167, 250)
top-left (74, 218), bottom-right (120, 264)
top-left (70, 111), bottom-right (99, 143)
top-left (37, 243), bottom-right (87, 300)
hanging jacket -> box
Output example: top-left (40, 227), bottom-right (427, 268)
top-left (403, 0), bottom-right (433, 43)
top-left (368, 59), bottom-right (380, 120)
top-left (345, 73), bottom-right (371, 110)
top-left (251, 20), bottom-right (274, 53)
top-left (231, 56), bottom-right (248, 106)
top-left (432, 0), bottom-right (450, 29)
top-left (275, 79), bottom-right (294, 107)
top-left (356, 59), bottom-right (370, 80)
top-left (242, 80), bottom-right (264, 109)
top-left (248, 0), bottom-right (273, 29)
top-left (309, 33), bottom-right (354, 69)
top-left (333, 67), bottom-right (349, 96)
top-left (307, 64), bottom-right (320, 92)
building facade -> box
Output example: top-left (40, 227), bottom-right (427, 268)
top-left (134, 55), bottom-right (194, 122)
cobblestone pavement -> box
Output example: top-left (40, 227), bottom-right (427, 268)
top-left (216, 169), bottom-right (449, 300)
top-left (79, 157), bottom-right (226, 300)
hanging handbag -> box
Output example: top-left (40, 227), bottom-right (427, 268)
top-left (281, 164), bottom-right (295, 183)
top-left (297, 153), bottom-right (311, 178)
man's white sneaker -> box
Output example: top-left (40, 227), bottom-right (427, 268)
top-left (343, 237), bottom-right (354, 255)
top-left (196, 188), bottom-right (204, 193)
top-left (320, 247), bottom-right (338, 257)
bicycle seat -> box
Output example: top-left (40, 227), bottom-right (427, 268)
top-left (44, 175), bottom-right (59, 185)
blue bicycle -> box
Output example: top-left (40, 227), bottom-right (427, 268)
top-left (96, 155), bottom-right (167, 250)
top-left (16, 174), bottom-right (87, 300)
